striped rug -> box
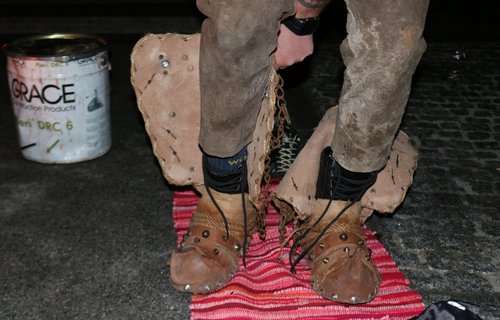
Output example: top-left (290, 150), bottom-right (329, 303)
top-left (172, 187), bottom-right (425, 320)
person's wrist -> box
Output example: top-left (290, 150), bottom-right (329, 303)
top-left (294, 0), bottom-right (331, 19)
top-left (283, 16), bottom-right (320, 36)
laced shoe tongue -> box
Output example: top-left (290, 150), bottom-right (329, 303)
top-left (315, 147), bottom-right (377, 201)
top-left (289, 200), bottom-right (357, 273)
top-left (205, 163), bottom-right (251, 268)
top-left (203, 153), bottom-right (248, 194)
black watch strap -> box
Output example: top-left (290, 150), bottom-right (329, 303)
top-left (283, 16), bottom-right (321, 36)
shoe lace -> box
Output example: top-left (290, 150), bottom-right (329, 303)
top-left (289, 200), bottom-right (354, 273)
top-left (288, 160), bottom-right (375, 273)
top-left (205, 163), bottom-right (250, 268)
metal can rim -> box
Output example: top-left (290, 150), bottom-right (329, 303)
top-left (3, 33), bottom-right (107, 60)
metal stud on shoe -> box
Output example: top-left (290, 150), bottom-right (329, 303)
top-left (213, 248), bottom-right (220, 255)
top-left (350, 296), bottom-right (358, 303)
top-left (366, 249), bottom-right (372, 260)
top-left (202, 230), bottom-right (210, 238)
top-left (340, 233), bottom-right (348, 241)
top-left (332, 294), bottom-right (338, 299)
top-left (319, 243), bottom-right (325, 249)
top-left (358, 239), bottom-right (364, 245)
top-left (204, 284), bottom-right (211, 292)
top-left (323, 257), bottom-right (329, 264)
top-left (184, 284), bottom-right (191, 291)
top-left (234, 244), bottom-right (241, 251)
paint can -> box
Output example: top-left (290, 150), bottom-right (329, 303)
top-left (3, 33), bottom-right (111, 163)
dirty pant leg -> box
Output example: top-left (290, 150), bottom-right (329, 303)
top-left (196, 0), bottom-right (294, 158)
top-left (331, 0), bottom-right (430, 172)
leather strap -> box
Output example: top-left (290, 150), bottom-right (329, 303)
top-left (184, 226), bottom-right (243, 254)
top-left (283, 16), bottom-right (321, 36)
top-left (311, 230), bottom-right (365, 260)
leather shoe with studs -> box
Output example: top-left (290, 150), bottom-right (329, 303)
top-left (298, 200), bottom-right (381, 304)
top-left (169, 188), bottom-right (255, 294)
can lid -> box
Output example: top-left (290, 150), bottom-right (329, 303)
top-left (3, 33), bottom-right (107, 60)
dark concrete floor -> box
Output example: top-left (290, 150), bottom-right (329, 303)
top-left (0, 4), bottom-right (499, 320)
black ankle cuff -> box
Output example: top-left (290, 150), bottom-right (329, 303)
top-left (203, 154), bottom-right (248, 194)
top-left (315, 147), bottom-right (377, 201)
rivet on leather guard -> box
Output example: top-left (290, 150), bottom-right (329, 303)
top-left (161, 60), bottom-right (170, 68)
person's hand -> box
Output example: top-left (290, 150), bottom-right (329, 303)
top-left (274, 23), bottom-right (314, 69)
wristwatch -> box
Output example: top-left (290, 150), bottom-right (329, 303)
top-left (283, 16), bottom-right (321, 36)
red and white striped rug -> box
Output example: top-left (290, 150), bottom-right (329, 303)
top-left (172, 188), bottom-right (425, 320)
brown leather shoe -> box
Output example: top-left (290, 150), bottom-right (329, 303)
top-left (294, 199), bottom-right (381, 304)
top-left (169, 188), bottom-right (255, 294)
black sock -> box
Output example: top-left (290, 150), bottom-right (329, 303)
top-left (315, 147), bottom-right (377, 201)
top-left (203, 147), bottom-right (248, 194)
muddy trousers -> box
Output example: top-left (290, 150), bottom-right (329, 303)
top-left (197, 0), bottom-right (429, 173)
